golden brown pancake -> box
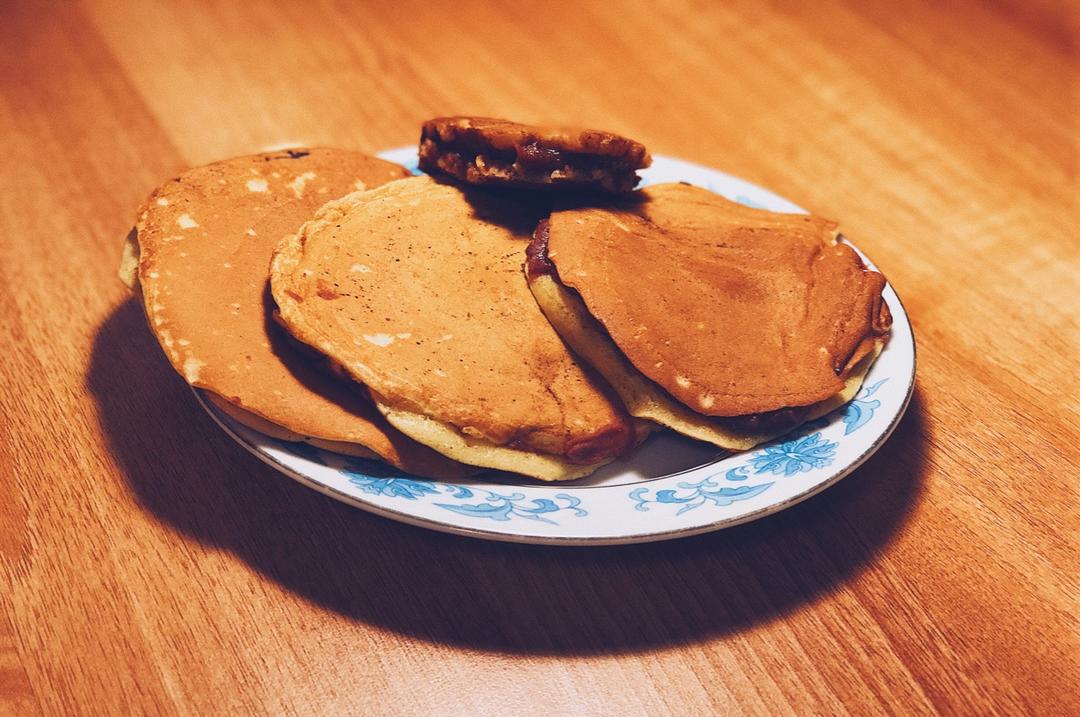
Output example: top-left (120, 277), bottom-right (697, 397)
top-left (270, 175), bottom-right (637, 481)
top-left (202, 392), bottom-right (384, 459)
top-left (127, 148), bottom-right (469, 479)
top-left (419, 117), bottom-right (651, 193)
top-left (527, 264), bottom-right (883, 451)
top-left (526, 183), bottom-right (891, 449)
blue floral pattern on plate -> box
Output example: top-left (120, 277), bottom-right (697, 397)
top-left (630, 478), bottom-right (775, 515)
top-left (844, 379), bottom-right (888, 435)
top-left (627, 432), bottom-right (833, 515)
top-left (281, 442), bottom-right (591, 526)
top-left (626, 380), bottom-right (885, 513)
top-left (271, 378), bottom-right (885, 522)
top-left (751, 433), bottom-right (839, 476)
top-left (345, 467), bottom-right (587, 525)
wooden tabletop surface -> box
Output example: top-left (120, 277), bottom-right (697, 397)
top-left (1, 0), bottom-right (1077, 714)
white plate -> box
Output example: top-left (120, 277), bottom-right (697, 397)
top-left (195, 148), bottom-right (916, 545)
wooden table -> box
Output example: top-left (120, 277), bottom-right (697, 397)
top-left (1, 0), bottom-right (1076, 714)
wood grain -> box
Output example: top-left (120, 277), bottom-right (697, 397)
top-left (1, 0), bottom-right (1076, 714)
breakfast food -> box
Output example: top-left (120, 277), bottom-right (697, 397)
top-left (122, 148), bottom-right (470, 479)
top-left (526, 183), bottom-right (891, 450)
top-left (418, 116), bottom-right (651, 193)
top-left (119, 117), bottom-right (894, 485)
top-left (270, 175), bottom-right (638, 481)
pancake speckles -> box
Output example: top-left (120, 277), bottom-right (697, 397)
top-left (288, 172), bottom-right (317, 198)
top-left (177, 214), bottom-right (199, 229)
top-left (364, 333), bottom-right (395, 347)
top-left (246, 178), bottom-right (269, 193)
top-left (183, 357), bottom-right (206, 382)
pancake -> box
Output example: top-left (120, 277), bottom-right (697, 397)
top-left (270, 175), bottom-right (637, 481)
top-left (526, 183), bottom-right (891, 450)
top-left (127, 148), bottom-right (469, 479)
top-left (202, 392), bottom-right (380, 459)
top-left (418, 117), bottom-right (651, 193)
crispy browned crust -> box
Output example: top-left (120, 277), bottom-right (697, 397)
top-left (418, 116), bottom-right (651, 193)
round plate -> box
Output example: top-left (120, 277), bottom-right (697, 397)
top-left (195, 148), bottom-right (916, 545)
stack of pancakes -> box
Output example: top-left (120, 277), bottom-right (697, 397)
top-left (121, 117), bottom-right (890, 482)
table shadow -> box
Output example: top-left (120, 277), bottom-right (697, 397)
top-left (87, 298), bottom-right (928, 656)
